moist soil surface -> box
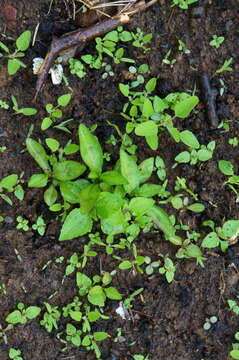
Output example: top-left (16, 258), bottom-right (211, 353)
top-left (0, 1), bottom-right (239, 359)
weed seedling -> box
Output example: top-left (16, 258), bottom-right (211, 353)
top-left (171, 0), bottom-right (198, 9)
top-left (41, 93), bottom-right (72, 131)
top-left (68, 58), bottom-right (86, 79)
top-left (5, 302), bottom-right (41, 324)
top-left (203, 316), bottom-right (218, 330)
top-left (32, 215), bottom-right (46, 236)
top-left (40, 302), bottom-right (61, 332)
top-left (0, 173), bottom-right (24, 205)
top-left (228, 299), bottom-right (239, 315)
top-left (218, 160), bottom-right (239, 195)
top-left (9, 348), bottom-right (23, 360)
top-left (209, 35), bottom-right (224, 49)
top-left (0, 30), bottom-right (31, 75)
top-left (228, 138), bottom-right (238, 147)
top-left (16, 216), bottom-right (29, 232)
top-left (216, 58), bottom-right (233, 74)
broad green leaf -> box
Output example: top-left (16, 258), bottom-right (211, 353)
top-left (69, 311), bottom-right (82, 322)
top-left (96, 192), bottom-right (124, 219)
top-left (25, 306), bottom-right (41, 319)
top-left (142, 98), bottom-right (154, 118)
top-left (187, 203), bottom-right (205, 212)
top-left (180, 130), bottom-right (200, 149)
top-left (174, 96), bottom-right (199, 118)
top-left (218, 160), bottom-right (234, 175)
top-left (60, 180), bottom-right (89, 204)
top-left (230, 350), bottom-right (239, 359)
top-left (147, 205), bottom-right (182, 245)
top-left (222, 220), bottom-right (239, 238)
top-left (14, 185), bottom-right (24, 201)
top-left (79, 124), bottom-right (103, 176)
top-left (57, 93), bottom-right (71, 107)
top-left (197, 149), bottom-right (212, 161)
top-left (21, 108), bottom-right (37, 116)
top-left (87, 285), bottom-right (106, 307)
top-left (145, 134), bottom-right (158, 150)
top-left (6, 310), bottom-right (22, 324)
top-left (28, 174), bottom-right (48, 188)
top-left (59, 208), bottom-right (92, 240)
top-left (72, 334), bottom-right (81, 347)
top-left (119, 260), bottom-right (132, 269)
top-left (78, 183), bottom-right (100, 214)
top-left (82, 335), bottom-right (91, 346)
top-left (93, 332), bottom-right (109, 341)
top-left (119, 83), bottom-right (129, 97)
top-left (120, 149), bottom-right (140, 193)
top-left (41, 117), bottom-right (52, 131)
top-left (135, 120), bottom-right (158, 137)
top-left (129, 197), bottom-right (154, 217)
top-left (145, 78), bottom-right (157, 93)
top-left (175, 151), bottom-right (190, 163)
top-left (8, 59), bottom-right (21, 75)
top-left (76, 272), bottom-right (92, 292)
top-left (16, 30), bottom-right (31, 51)
top-left (201, 232), bottom-right (219, 248)
top-left (45, 138), bottom-right (60, 152)
top-left (104, 286), bottom-right (122, 300)
top-left (100, 171), bottom-right (128, 185)
top-left (0, 174), bottom-right (18, 190)
top-left (26, 138), bottom-right (50, 173)
top-left (136, 184), bottom-right (164, 197)
top-left (101, 209), bottom-right (127, 235)
top-left (44, 185), bottom-right (57, 206)
top-left (153, 96), bottom-right (168, 112)
top-left (138, 157), bottom-right (154, 184)
top-left (66, 323), bottom-right (76, 335)
top-left (53, 161), bottom-right (86, 181)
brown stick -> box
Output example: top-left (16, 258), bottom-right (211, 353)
top-left (34, 15), bottom-right (130, 99)
top-left (34, 0), bottom-right (157, 99)
top-left (199, 72), bottom-right (219, 128)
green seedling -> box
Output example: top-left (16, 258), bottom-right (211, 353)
top-left (0, 146), bottom-right (7, 152)
top-left (228, 299), bottom-right (239, 315)
top-left (9, 348), bottom-right (23, 360)
top-left (176, 239), bottom-right (206, 267)
top-left (128, 63), bottom-right (149, 88)
top-left (123, 288), bottom-right (144, 309)
top-left (209, 35), bottom-right (224, 49)
top-left (0, 174), bottom-right (24, 205)
top-left (216, 57), bottom-right (233, 74)
top-left (0, 283), bottom-right (7, 295)
top-left (218, 160), bottom-right (239, 195)
top-left (32, 215), bottom-right (46, 235)
top-left (40, 302), bottom-right (61, 332)
top-left (102, 63), bottom-right (114, 79)
top-left (230, 332), bottom-right (239, 359)
top-left (201, 219), bottom-right (239, 251)
top-left (68, 58), bottom-right (86, 78)
top-left (174, 130), bottom-right (216, 165)
top-left (158, 256), bottom-right (176, 283)
top-left (41, 93), bottom-right (72, 131)
top-left (11, 95), bottom-right (37, 116)
top-left (120, 80), bottom-right (199, 150)
top-left (27, 124), bottom-right (182, 246)
top-left (178, 39), bottom-right (190, 54)
top-left (0, 99), bottom-right (9, 109)
top-left (76, 271), bottom-right (122, 307)
top-left (5, 302), bottom-right (41, 324)
top-left (162, 50), bottom-right (176, 67)
top-left (0, 30), bottom-right (31, 75)
top-left (16, 216), bottom-right (29, 232)
top-left (174, 176), bottom-right (198, 200)
top-left (219, 78), bottom-right (226, 96)
top-left (130, 27), bottom-right (152, 52)
top-left (133, 355), bottom-right (149, 360)
top-left (203, 316), bottom-right (218, 330)
top-left (228, 138), bottom-right (238, 147)
top-left (171, 0), bottom-right (198, 9)
top-left (0, 323), bottom-right (13, 344)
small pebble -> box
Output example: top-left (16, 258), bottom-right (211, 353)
top-left (4, 216), bottom-right (13, 223)
top-left (1, 4), bottom-right (17, 21)
top-left (192, 7), bottom-right (205, 17)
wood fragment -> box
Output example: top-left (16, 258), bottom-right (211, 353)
top-left (34, 0), bottom-right (158, 99)
top-left (199, 72), bottom-right (219, 128)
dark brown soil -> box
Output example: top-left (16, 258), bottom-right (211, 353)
top-left (1, 1), bottom-right (239, 359)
